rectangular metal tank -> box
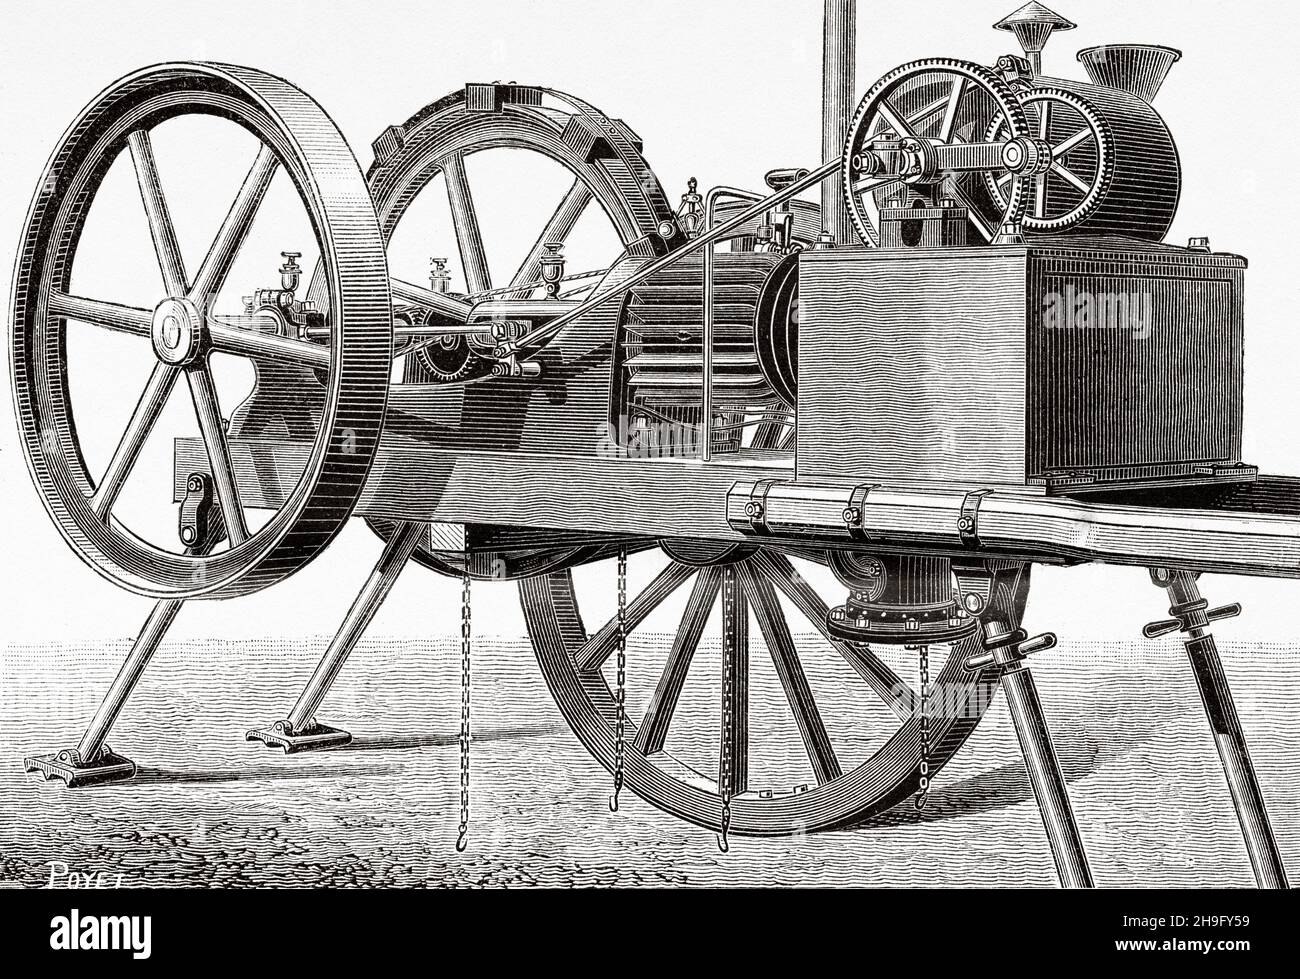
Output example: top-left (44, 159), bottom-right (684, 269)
top-left (795, 241), bottom-right (1247, 491)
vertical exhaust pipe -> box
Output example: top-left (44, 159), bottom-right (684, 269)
top-left (822, 0), bottom-right (855, 244)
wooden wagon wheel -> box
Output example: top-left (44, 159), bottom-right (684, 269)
top-left (360, 83), bottom-right (684, 575)
top-left (522, 544), bottom-right (998, 836)
top-left (10, 63), bottom-right (392, 599)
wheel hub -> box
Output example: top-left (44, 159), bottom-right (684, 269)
top-left (150, 296), bottom-right (204, 366)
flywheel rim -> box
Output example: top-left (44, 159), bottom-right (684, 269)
top-left (10, 63), bottom-right (392, 599)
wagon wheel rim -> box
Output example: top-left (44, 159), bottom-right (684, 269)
top-left (842, 58), bottom-right (1032, 247)
top-left (983, 88), bottom-right (1114, 232)
top-left (10, 63), bottom-right (391, 599)
top-left (523, 545), bottom-right (997, 836)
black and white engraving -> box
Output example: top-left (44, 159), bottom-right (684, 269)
top-left (2, 0), bottom-right (1295, 893)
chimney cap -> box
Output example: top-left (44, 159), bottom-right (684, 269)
top-left (995, 2), bottom-right (1076, 34)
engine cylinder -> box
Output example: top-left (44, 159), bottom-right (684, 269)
top-left (614, 251), bottom-right (800, 453)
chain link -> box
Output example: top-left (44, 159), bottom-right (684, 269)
top-left (718, 569), bottom-right (735, 852)
top-left (914, 643), bottom-right (931, 811)
top-left (455, 559), bottom-right (471, 851)
top-left (609, 545), bottom-right (628, 812)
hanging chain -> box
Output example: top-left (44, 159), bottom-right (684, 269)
top-left (609, 545), bottom-right (628, 812)
top-left (914, 643), bottom-right (931, 811)
top-left (718, 569), bottom-right (735, 852)
top-left (455, 554), bottom-right (472, 851)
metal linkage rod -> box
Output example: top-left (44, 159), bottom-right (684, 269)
top-left (499, 160), bottom-right (840, 358)
top-left (247, 521), bottom-right (425, 753)
top-left (1149, 570), bottom-right (1289, 889)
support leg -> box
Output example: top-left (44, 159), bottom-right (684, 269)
top-left (956, 560), bottom-right (1095, 888)
top-left (246, 521), bottom-right (425, 753)
top-left (1149, 570), bottom-right (1289, 889)
top-left (988, 633), bottom-right (1095, 888)
top-left (25, 599), bottom-right (184, 786)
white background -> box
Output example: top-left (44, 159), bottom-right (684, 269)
top-left (2, 0), bottom-right (1300, 649)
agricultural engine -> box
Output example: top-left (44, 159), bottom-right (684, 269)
top-left (10, 2), bottom-right (1291, 887)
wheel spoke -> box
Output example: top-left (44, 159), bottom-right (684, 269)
top-left (634, 568), bottom-right (721, 755)
top-left (877, 100), bottom-right (918, 141)
top-left (390, 277), bottom-right (474, 322)
top-left (1051, 161), bottom-right (1092, 195)
top-left (850, 175), bottom-right (899, 197)
top-left (186, 365), bottom-right (249, 545)
top-left (1038, 100), bottom-right (1053, 142)
top-left (127, 130), bottom-right (188, 297)
top-left (945, 183), bottom-right (995, 243)
top-left (442, 152), bottom-right (491, 294)
top-left (1052, 128), bottom-right (1094, 159)
top-left (205, 317), bottom-right (331, 368)
top-left (189, 145), bottom-right (279, 305)
top-left (88, 361), bottom-right (181, 518)
top-left (510, 178), bottom-right (592, 291)
top-left (752, 550), bottom-right (914, 722)
top-left (938, 78), bottom-right (967, 143)
top-left (47, 292), bottom-right (151, 337)
top-left (1035, 172), bottom-right (1049, 218)
top-left (741, 566), bottom-right (842, 785)
top-left (574, 560), bottom-right (697, 672)
top-left (719, 565), bottom-right (749, 795)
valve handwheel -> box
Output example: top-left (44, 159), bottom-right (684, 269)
top-left (11, 64), bottom-right (393, 599)
top-left (842, 59), bottom-right (1034, 246)
top-left (983, 87), bottom-right (1114, 232)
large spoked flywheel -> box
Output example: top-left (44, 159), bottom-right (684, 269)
top-left (361, 82), bottom-right (685, 574)
top-left (522, 544), bottom-right (998, 836)
top-left (10, 63), bottom-right (393, 599)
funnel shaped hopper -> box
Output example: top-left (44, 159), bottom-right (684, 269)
top-left (1077, 44), bottom-right (1181, 103)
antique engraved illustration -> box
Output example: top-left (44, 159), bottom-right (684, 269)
top-left (3, 0), bottom-right (1296, 889)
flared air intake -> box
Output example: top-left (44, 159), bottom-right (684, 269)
top-left (1077, 44), bottom-right (1181, 103)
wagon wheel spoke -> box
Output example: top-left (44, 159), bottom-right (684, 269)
top-left (442, 152), bottom-right (491, 294)
top-left (127, 129), bottom-right (188, 297)
top-left (574, 560), bottom-right (697, 672)
top-left (185, 364), bottom-right (249, 545)
top-left (634, 568), bottom-right (721, 755)
top-left (509, 178), bottom-right (593, 291)
top-left (189, 145), bottom-right (279, 305)
top-left (753, 550), bottom-right (914, 722)
top-left (88, 361), bottom-right (181, 519)
top-left (741, 565), bottom-right (842, 784)
top-left (719, 566), bottom-right (749, 794)
top-left (47, 293), bottom-right (151, 337)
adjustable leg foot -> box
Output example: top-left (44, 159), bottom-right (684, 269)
top-left (244, 522), bottom-right (425, 754)
top-left (245, 720), bottom-right (352, 754)
top-left (25, 747), bottom-right (136, 787)
top-left (25, 597), bottom-right (184, 789)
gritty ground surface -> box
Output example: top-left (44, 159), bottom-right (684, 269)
top-left (0, 633), bottom-right (1296, 888)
